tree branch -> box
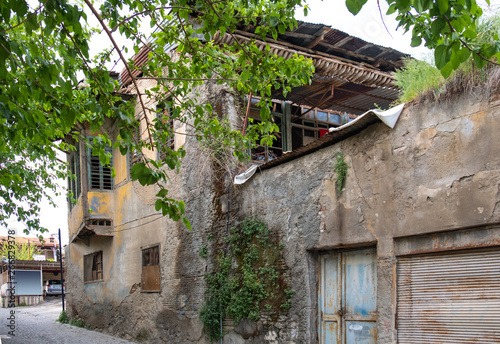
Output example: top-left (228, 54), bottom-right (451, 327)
top-left (61, 24), bottom-right (116, 108)
top-left (83, 0), bottom-right (154, 147)
top-left (0, 0), bottom-right (49, 33)
top-left (443, 15), bottom-right (499, 66)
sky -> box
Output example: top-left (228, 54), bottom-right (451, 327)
top-left (2, 0), bottom-right (499, 245)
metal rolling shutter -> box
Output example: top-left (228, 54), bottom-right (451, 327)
top-left (397, 248), bottom-right (500, 343)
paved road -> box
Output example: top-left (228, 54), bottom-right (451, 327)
top-left (0, 297), bottom-right (136, 344)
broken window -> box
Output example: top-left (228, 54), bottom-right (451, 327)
top-left (84, 251), bottom-right (103, 282)
top-left (247, 98), bottom-right (285, 163)
top-left (88, 138), bottom-right (113, 190)
top-left (155, 100), bottom-right (174, 161)
top-left (246, 96), bottom-right (356, 162)
top-left (141, 245), bottom-right (160, 292)
top-left (291, 105), bottom-right (348, 150)
top-left (67, 145), bottom-right (81, 209)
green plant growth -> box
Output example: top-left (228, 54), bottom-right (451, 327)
top-left (393, 57), bottom-right (445, 104)
top-left (57, 310), bottom-right (69, 324)
top-left (394, 12), bottom-right (500, 104)
top-left (70, 318), bottom-right (85, 328)
top-left (199, 217), bottom-right (292, 341)
top-left (334, 152), bottom-right (349, 195)
top-left (199, 245), bottom-right (208, 259)
top-left (0, 241), bottom-right (42, 260)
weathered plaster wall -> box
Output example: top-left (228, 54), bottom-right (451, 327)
top-left (67, 77), bottom-right (500, 343)
top-left (66, 79), bottom-right (242, 343)
top-left (231, 92), bottom-right (500, 343)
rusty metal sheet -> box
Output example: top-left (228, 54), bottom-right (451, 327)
top-left (397, 248), bottom-right (500, 343)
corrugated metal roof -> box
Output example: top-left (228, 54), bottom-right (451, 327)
top-left (268, 21), bottom-right (407, 72)
top-left (120, 18), bottom-right (407, 139)
top-left (119, 45), bottom-right (151, 87)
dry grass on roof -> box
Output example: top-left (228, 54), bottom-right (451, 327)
top-left (394, 58), bottom-right (500, 107)
top-left (436, 65), bottom-right (500, 103)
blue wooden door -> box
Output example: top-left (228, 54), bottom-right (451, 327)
top-left (319, 248), bottom-right (377, 344)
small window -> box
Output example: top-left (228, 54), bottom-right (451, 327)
top-left (141, 245), bottom-right (160, 292)
top-left (84, 251), bottom-right (103, 283)
top-left (317, 110), bottom-right (328, 121)
top-left (87, 139), bottom-right (113, 190)
top-left (329, 113), bottom-right (341, 124)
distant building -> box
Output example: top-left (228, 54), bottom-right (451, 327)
top-left (0, 235), bottom-right (60, 261)
top-left (0, 235), bottom-right (64, 307)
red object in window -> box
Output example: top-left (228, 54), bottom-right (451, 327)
top-left (319, 129), bottom-right (329, 138)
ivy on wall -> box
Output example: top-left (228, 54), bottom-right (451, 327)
top-left (199, 217), bottom-right (293, 341)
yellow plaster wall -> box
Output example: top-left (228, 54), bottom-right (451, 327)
top-left (88, 192), bottom-right (114, 219)
top-left (114, 147), bottom-right (128, 185)
top-left (68, 198), bottom-right (84, 238)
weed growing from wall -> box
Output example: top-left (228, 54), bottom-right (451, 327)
top-left (334, 152), bottom-right (348, 195)
top-left (199, 217), bottom-right (292, 341)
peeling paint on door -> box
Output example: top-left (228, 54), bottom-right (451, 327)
top-left (319, 248), bottom-right (377, 343)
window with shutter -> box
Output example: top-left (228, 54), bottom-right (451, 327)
top-left (67, 145), bottom-right (81, 209)
top-left (84, 251), bottom-right (103, 283)
top-left (87, 138), bottom-right (113, 190)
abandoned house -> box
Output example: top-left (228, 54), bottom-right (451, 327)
top-left (65, 20), bottom-right (500, 343)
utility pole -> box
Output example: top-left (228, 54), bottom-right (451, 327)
top-left (58, 228), bottom-right (65, 312)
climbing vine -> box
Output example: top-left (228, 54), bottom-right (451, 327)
top-left (334, 152), bottom-right (349, 195)
top-left (199, 217), bottom-right (293, 341)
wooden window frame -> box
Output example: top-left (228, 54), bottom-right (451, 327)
top-left (84, 251), bottom-right (103, 283)
top-left (141, 244), bottom-right (161, 293)
top-left (87, 137), bottom-right (113, 191)
top-left (68, 145), bottom-right (81, 210)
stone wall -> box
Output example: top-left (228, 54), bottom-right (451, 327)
top-left (230, 91), bottom-right (500, 343)
top-left (66, 78), bottom-right (500, 343)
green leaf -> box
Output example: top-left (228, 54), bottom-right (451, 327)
top-left (434, 44), bottom-right (450, 70)
top-left (345, 0), bottom-right (368, 15)
top-left (182, 217), bottom-right (191, 230)
top-left (439, 62), bottom-right (453, 78)
top-left (437, 0), bottom-right (449, 13)
top-left (155, 199), bottom-right (162, 211)
top-left (473, 53), bottom-right (488, 69)
top-left (386, 4), bottom-right (397, 15)
top-left (411, 36), bottom-right (422, 47)
top-left (241, 70), bottom-right (250, 83)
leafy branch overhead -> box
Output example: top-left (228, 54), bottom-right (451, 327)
top-left (0, 0), bottom-right (314, 232)
top-left (0, 0), bottom-right (496, 233)
top-left (346, 0), bottom-right (500, 77)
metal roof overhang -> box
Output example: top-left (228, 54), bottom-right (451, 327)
top-left (213, 23), bottom-right (403, 117)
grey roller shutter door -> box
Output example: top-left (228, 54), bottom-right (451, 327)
top-left (397, 248), bottom-right (500, 343)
